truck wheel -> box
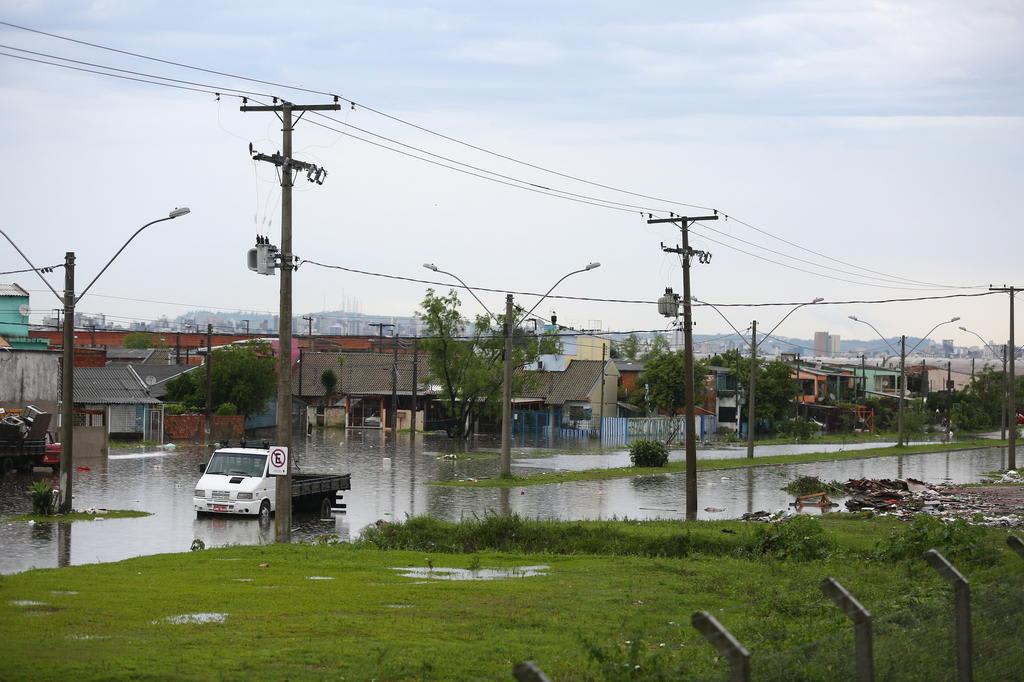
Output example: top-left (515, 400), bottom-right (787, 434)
top-left (320, 495), bottom-right (333, 518)
top-left (258, 499), bottom-right (272, 522)
top-left (1, 457), bottom-right (13, 475)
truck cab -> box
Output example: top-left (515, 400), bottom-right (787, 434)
top-left (194, 447), bottom-right (275, 519)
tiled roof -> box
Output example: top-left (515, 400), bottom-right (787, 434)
top-left (74, 366), bottom-right (159, 405)
top-left (545, 359), bottom-right (608, 405)
top-left (514, 370), bottom-right (557, 400)
top-left (0, 283), bottom-right (28, 297)
top-left (294, 352), bottom-right (432, 397)
top-left (106, 348), bottom-right (154, 362)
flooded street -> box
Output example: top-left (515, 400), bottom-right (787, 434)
top-left (0, 430), bottom-right (1012, 574)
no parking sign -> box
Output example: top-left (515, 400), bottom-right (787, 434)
top-left (268, 446), bottom-right (288, 476)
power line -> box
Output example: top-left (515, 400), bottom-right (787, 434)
top-left (0, 50), bottom-right (240, 99)
top-left (0, 20), bottom-right (985, 292)
top-left (300, 259), bottom-right (1000, 306)
top-left (0, 263), bottom-right (61, 275)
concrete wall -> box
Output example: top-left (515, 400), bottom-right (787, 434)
top-left (0, 349), bottom-right (60, 412)
top-left (73, 425), bottom-right (108, 459)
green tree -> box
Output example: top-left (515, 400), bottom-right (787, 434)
top-left (124, 332), bottom-right (158, 349)
top-left (635, 348), bottom-right (708, 415)
top-left (641, 334), bottom-right (670, 360)
top-left (320, 368), bottom-right (338, 407)
top-left (613, 333), bottom-right (643, 361)
top-left (164, 341), bottom-right (275, 417)
top-left (713, 349), bottom-right (799, 428)
top-left (418, 288), bottom-right (559, 439)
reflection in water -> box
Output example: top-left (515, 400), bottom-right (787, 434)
top-left (390, 565), bottom-right (549, 581)
top-left (0, 430), bottom-right (1012, 574)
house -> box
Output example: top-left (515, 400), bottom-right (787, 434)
top-left (0, 283), bottom-right (49, 350)
top-left (614, 359), bottom-right (646, 398)
top-left (73, 365), bottom-right (161, 440)
top-left (512, 359), bottom-right (619, 433)
top-left (707, 365), bottom-right (741, 432)
top-left (294, 352), bottom-right (432, 430)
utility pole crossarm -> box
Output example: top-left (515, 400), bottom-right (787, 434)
top-left (240, 103), bottom-right (342, 112)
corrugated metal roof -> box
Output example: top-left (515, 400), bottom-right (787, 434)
top-left (73, 366), bottom-right (159, 405)
top-left (0, 283), bottom-right (29, 297)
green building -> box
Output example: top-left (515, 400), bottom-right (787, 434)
top-left (0, 283), bottom-right (49, 350)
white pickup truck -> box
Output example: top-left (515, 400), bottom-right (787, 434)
top-left (193, 446), bottom-right (350, 520)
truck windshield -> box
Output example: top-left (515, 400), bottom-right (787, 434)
top-left (205, 452), bottom-right (266, 477)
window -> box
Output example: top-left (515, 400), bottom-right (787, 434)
top-left (718, 406), bottom-right (737, 423)
top-left (205, 452), bottom-right (267, 477)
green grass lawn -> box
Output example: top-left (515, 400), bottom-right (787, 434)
top-left (437, 439), bottom-right (1003, 488)
top-left (6, 510), bottom-right (151, 523)
top-left (1, 515), bottom-right (1022, 680)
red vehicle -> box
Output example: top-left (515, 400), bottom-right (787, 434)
top-left (1017, 411), bottom-right (1024, 426)
top-left (40, 432), bottom-right (61, 471)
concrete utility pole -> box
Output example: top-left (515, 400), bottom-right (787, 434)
top-left (599, 342), bottom-right (607, 444)
top-left (61, 252), bottom-right (74, 513)
top-left (860, 355), bottom-right (867, 399)
top-left (391, 333), bottom-right (399, 431)
top-left (746, 320), bottom-right (757, 460)
top-left (303, 315), bottom-right (314, 341)
top-left (242, 98), bottom-right (340, 542)
top-left (411, 337), bottom-right (419, 437)
top-left (1003, 345), bottom-right (1008, 441)
top-left (989, 286), bottom-right (1018, 469)
top-left (648, 214), bottom-right (718, 520)
top-left (501, 294), bottom-right (515, 477)
top-left (898, 335), bottom-right (906, 447)
top-left (205, 323), bottom-right (213, 444)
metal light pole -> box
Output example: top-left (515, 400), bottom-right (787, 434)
top-left (698, 297), bottom-right (821, 458)
top-left (424, 262), bottom-right (600, 478)
top-left (850, 315), bottom-right (959, 448)
top-left (960, 326), bottom-right (1011, 442)
top-left (1, 207), bottom-right (190, 513)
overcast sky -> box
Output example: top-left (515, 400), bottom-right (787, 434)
top-left (1, 1), bottom-right (1021, 350)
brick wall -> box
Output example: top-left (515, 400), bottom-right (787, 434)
top-left (164, 414), bottom-right (244, 441)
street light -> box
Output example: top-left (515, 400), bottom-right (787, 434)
top-left (425, 262), bottom-right (600, 478)
top-left (849, 315), bottom-right (959, 447)
top-left (1, 207), bottom-right (190, 513)
top-left (697, 297), bottom-right (822, 458)
top-left (959, 326), bottom-right (1009, 440)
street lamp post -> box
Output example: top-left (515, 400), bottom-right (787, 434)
top-left (959, 326), bottom-right (1010, 441)
top-left (697, 297), bottom-right (822, 458)
top-left (424, 262), bottom-right (600, 478)
top-left (849, 315), bottom-right (959, 447)
top-left (1, 207), bottom-right (190, 513)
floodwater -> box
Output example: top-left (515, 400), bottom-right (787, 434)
top-left (0, 430), bottom-right (1013, 574)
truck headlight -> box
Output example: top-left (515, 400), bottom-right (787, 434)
top-left (194, 489), bottom-right (205, 498)
top-left (236, 492), bottom-right (253, 500)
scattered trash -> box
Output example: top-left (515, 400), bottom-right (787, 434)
top-left (49, 590), bottom-right (78, 595)
top-left (306, 576), bottom-right (333, 580)
top-left (9, 600), bottom-right (47, 607)
top-left (190, 539), bottom-right (206, 552)
top-left (258, 563), bottom-right (269, 568)
top-left (75, 466), bottom-right (90, 472)
top-left (232, 578), bottom-right (253, 582)
top-left (790, 493), bottom-right (838, 509)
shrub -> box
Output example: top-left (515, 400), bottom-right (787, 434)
top-left (751, 515), bottom-right (834, 561)
top-left (29, 480), bottom-right (55, 515)
top-left (165, 403), bottom-right (188, 416)
top-left (775, 418), bottom-right (817, 440)
top-left (629, 439), bottom-right (669, 467)
top-left (215, 402), bottom-right (238, 416)
top-left (782, 475), bottom-right (844, 496)
top-left (875, 515), bottom-right (999, 567)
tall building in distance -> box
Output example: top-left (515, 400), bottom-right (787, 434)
top-left (814, 331), bottom-right (841, 357)
top-left (942, 339), bottom-right (955, 358)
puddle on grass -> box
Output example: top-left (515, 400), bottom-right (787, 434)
top-left (232, 578), bottom-right (253, 582)
top-left (10, 600), bottom-right (48, 607)
top-left (50, 590), bottom-right (79, 595)
top-left (307, 576), bottom-right (334, 581)
top-left (385, 604), bottom-right (415, 608)
top-left (391, 565), bottom-right (549, 581)
top-left (155, 612), bottom-right (228, 625)
top-left (66, 634), bottom-right (110, 641)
